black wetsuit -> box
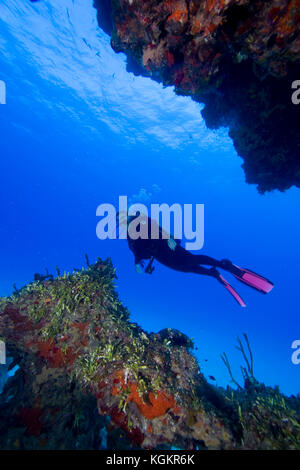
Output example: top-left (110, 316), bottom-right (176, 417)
top-left (127, 217), bottom-right (227, 279)
top-left (125, 215), bottom-right (274, 306)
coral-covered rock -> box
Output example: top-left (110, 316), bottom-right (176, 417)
top-left (94, 0), bottom-right (300, 192)
top-left (0, 259), bottom-right (299, 449)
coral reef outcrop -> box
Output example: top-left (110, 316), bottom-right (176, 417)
top-left (0, 258), bottom-right (299, 449)
top-left (94, 0), bottom-right (300, 192)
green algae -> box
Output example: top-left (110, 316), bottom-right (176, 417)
top-left (0, 258), bottom-right (299, 450)
top-left (220, 334), bottom-right (300, 449)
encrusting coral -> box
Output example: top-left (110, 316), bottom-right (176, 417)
top-left (94, 0), bottom-right (300, 193)
top-left (0, 257), bottom-right (299, 449)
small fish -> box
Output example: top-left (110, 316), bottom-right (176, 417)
top-left (82, 38), bottom-right (92, 50)
top-left (208, 375), bottom-right (216, 381)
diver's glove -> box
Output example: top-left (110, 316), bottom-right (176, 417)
top-left (167, 238), bottom-right (177, 251)
top-left (135, 264), bottom-right (144, 274)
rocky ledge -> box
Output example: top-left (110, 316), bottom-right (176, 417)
top-left (94, 0), bottom-right (300, 192)
top-left (0, 258), bottom-right (299, 449)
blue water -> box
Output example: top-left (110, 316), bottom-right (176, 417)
top-left (0, 0), bottom-right (299, 396)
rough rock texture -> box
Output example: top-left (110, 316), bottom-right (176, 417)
top-left (94, 0), bottom-right (300, 192)
top-left (0, 258), bottom-right (300, 449)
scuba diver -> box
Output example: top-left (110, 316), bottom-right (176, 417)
top-left (118, 212), bottom-right (274, 307)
